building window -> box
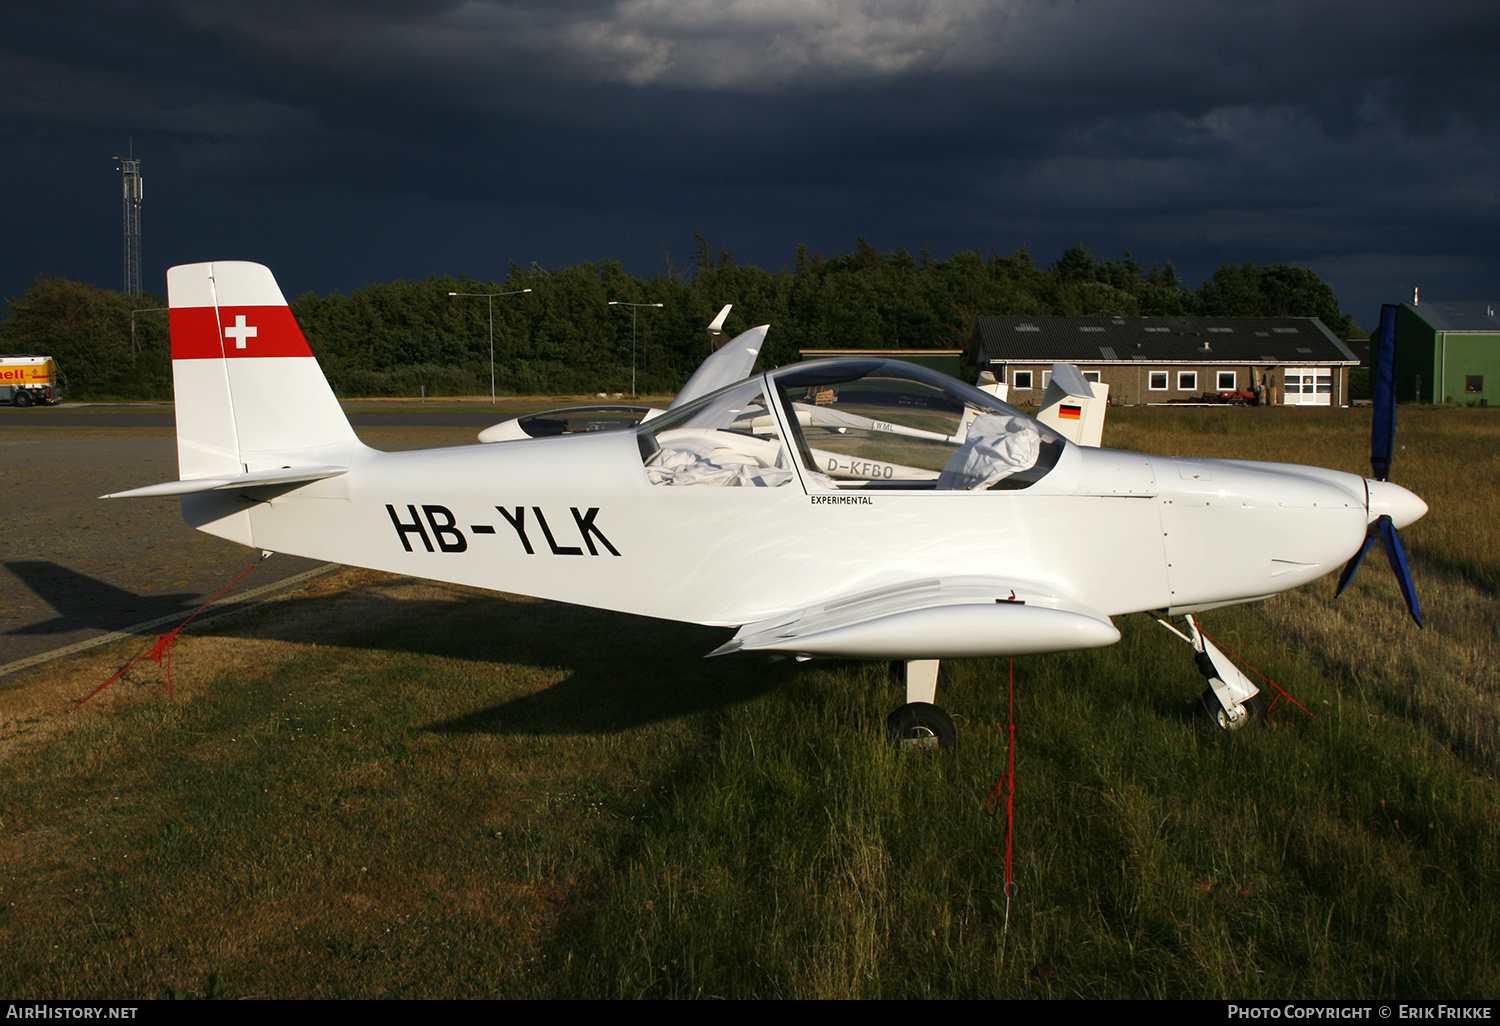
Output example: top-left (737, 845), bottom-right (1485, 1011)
top-left (1083, 370), bottom-right (1101, 383)
top-left (1285, 372), bottom-right (1302, 394)
top-left (1041, 370), bottom-right (1053, 391)
top-left (1149, 371), bottom-right (1168, 391)
top-left (1012, 370), bottom-right (1033, 389)
top-left (1217, 371), bottom-right (1237, 391)
top-left (1178, 371), bottom-right (1197, 391)
top-left (1467, 375), bottom-right (1484, 393)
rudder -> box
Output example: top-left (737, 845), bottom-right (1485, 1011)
top-left (168, 261), bottom-right (358, 479)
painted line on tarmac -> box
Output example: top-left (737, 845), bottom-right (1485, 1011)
top-left (0, 563), bottom-right (342, 679)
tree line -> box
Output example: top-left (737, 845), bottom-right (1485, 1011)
top-left (0, 238), bottom-right (1362, 401)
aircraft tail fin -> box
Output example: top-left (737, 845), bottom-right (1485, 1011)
top-left (1036, 362), bottom-right (1110, 447)
top-left (167, 261), bottom-right (359, 479)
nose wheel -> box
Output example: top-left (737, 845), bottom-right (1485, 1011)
top-left (1196, 688), bottom-right (1268, 730)
top-left (1159, 614), bottom-right (1266, 731)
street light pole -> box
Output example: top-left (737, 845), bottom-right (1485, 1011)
top-left (131, 307), bottom-right (167, 368)
top-left (607, 300), bottom-right (664, 398)
top-left (448, 288), bottom-right (532, 403)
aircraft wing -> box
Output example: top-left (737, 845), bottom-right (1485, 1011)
top-left (790, 402), bottom-right (956, 442)
top-left (100, 465), bottom-right (348, 499)
top-left (708, 577), bottom-right (1120, 659)
top-left (668, 324), bottom-right (769, 410)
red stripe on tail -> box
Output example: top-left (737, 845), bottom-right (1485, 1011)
top-left (170, 306), bottom-right (314, 361)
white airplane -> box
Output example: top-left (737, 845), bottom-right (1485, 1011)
top-left (105, 261), bottom-right (1427, 746)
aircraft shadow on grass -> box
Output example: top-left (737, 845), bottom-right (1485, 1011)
top-left (5, 560), bottom-right (242, 637)
top-left (7, 560), bottom-right (781, 735)
top-left (280, 586), bottom-right (784, 738)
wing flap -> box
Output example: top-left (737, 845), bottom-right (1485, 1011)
top-left (101, 465), bottom-right (348, 499)
top-left (710, 577), bottom-right (1119, 659)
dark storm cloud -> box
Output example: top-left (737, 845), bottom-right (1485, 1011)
top-left (3, 0), bottom-right (1498, 323)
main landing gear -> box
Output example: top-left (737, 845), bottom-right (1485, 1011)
top-left (882, 613), bottom-right (1266, 747)
top-left (887, 659), bottom-right (957, 749)
top-left (1157, 614), bottom-right (1266, 730)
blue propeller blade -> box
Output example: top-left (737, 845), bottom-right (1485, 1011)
top-left (1343, 307), bottom-right (1422, 625)
top-left (1370, 304), bottom-right (1397, 482)
top-left (1335, 530), bottom-right (1376, 598)
top-left (1336, 515), bottom-right (1423, 627)
top-left (1378, 516), bottom-right (1423, 628)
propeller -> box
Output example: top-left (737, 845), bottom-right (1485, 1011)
top-left (1335, 304), bottom-right (1424, 626)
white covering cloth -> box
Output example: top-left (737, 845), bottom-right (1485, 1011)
top-left (646, 432), bottom-right (796, 487)
top-left (935, 414), bottom-right (1041, 490)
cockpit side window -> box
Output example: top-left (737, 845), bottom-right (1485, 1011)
top-left (769, 360), bottom-right (1065, 491)
top-left (636, 378), bottom-right (796, 487)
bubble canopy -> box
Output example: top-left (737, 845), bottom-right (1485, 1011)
top-left (638, 358), bottom-right (1066, 490)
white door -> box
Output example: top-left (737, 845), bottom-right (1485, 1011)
top-left (1284, 368), bottom-right (1332, 406)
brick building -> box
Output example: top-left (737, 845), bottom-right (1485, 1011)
top-left (966, 316), bottom-right (1359, 407)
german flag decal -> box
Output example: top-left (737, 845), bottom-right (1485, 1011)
top-left (1059, 404), bottom-right (1082, 420)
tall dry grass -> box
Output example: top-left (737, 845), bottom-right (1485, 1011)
top-left (1107, 406), bottom-right (1500, 777)
top-left (3, 403), bottom-right (1497, 999)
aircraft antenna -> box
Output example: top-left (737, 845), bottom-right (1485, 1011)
top-left (114, 143), bottom-right (143, 296)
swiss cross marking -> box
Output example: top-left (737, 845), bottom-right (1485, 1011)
top-left (224, 314), bottom-right (258, 349)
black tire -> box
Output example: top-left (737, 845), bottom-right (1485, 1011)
top-left (11, 390), bottom-right (33, 408)
top-left (886, 702), bottom-right (957, 750)
top-left (1196, 688), bottom-right (1268, 730)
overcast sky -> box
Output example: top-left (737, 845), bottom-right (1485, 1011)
top-left (4, 0), bottom-right (1497, 330)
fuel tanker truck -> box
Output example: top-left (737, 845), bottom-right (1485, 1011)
top-left (0, 356), bottom-right (63, 406)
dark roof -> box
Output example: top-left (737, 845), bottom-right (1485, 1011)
top-left (1404, 302), bottom-right (1500, 333)
top-left (967, 316), bottom-right (1358, 366)
top-left (1344, 338), bottom-right (1373, 367)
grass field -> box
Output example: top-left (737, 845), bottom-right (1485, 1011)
top-left (2, 404), bottom-right (1497, 999)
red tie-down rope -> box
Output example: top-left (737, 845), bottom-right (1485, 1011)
top-left (986, 657), bottom-right (1019, 950)
top-left (1195, 624), bottom-right (1314, 723)
top-left (71, 560), bottom-right (261, 711)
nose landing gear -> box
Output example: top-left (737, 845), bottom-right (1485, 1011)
top-left (1158, 614), bottom-right (1266, 730)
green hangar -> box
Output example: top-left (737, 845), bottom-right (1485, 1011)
top-left (1392, 301), bottom-right (1500, 405)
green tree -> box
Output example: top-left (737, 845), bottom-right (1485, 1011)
top-left (0, 241), bottom-right (1360, 402)
top-left (0, 277), bottom-right (170, 400)
top-left (1195, 262), bottom-right (1359, 336)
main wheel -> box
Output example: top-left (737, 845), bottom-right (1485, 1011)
top-left (11, 390), bottom-right (32, 408)
top-left (1196, 688), bottom-right (1268, 731)
top-left (887, 702), bottom-right (956, 750)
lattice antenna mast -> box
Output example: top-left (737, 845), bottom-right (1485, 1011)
top-left (114, 145), bottom-right (143, 296)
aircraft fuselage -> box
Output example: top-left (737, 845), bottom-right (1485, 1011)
top-left (182, 427), bottom-right (1384, 639)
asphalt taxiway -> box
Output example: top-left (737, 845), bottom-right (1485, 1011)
top-left (0, 404), bottom-right (495, 674)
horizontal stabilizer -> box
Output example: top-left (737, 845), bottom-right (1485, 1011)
top-left (709, 577), bottom-right (1119, 659)
top-left (707, 303), bottom-right (733, 345)
top-left (1049, 363), bottom-right (1097, 399)
top-left (101, 465), bottom-right (348, 499)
